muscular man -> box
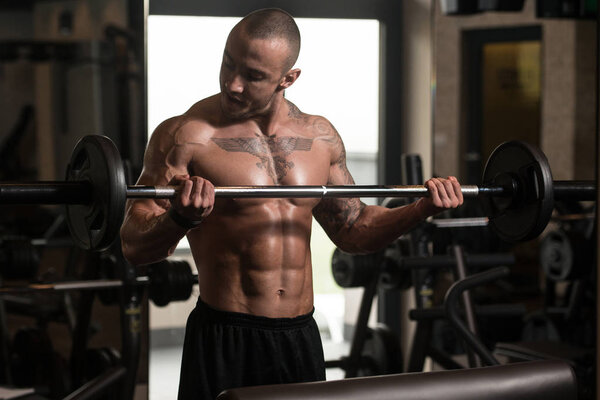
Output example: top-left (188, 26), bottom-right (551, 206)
top-left (121, 8), bottom-right (463, 400)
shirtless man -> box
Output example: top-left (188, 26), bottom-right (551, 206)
top-left (120, 8), bottom-right (463, 400)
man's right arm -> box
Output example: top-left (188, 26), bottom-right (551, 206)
top-left (120, 194), bottom-right (188, 266)
top-left (120, 118), bottom-right (215, 266)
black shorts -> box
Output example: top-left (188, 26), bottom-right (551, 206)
top-left (177, 298), bottom-right (326, 400)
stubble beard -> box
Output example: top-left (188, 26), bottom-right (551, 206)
top-left (220, 93), bottom-right (277, 122)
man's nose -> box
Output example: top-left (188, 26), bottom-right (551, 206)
top-left (226, 73), bottom-right (244, 93)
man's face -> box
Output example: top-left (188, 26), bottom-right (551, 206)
top-left (219, 28), bottom-right (291, 120)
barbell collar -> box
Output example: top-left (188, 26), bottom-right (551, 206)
top-left (430, 217), bottom-right (489, 228)
top-left (553, 181), bottom-right (596, 201)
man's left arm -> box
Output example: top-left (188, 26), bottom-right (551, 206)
top-left (312, 125), bottom-right (463, 254)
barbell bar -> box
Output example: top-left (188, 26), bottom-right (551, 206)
top-left (0, 135), bottom-right (596, 250)
top-left (0, 276), bottom-right (151, 293)
top-left (0, 180), bottom-right (594, 203)
top-left (0, 182), bottom-right (483, 202)
top-left (0, 259), bottom-right (198, 307)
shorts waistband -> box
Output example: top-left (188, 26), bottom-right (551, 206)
top-left (196, 298), bottom-right (315, 330)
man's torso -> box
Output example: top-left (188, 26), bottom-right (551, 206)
top-left (167, 95), bottom-right (335, 317)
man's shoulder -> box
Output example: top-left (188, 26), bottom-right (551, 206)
top-left (185, 94), bottom-right (221, 118)
top-left (285, 100), bottom-right (336, 139)
top-left (150, 96), bottom-right (221, 143)
top-left (150, 114), bottom-right (201, 142)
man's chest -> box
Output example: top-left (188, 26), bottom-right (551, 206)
top-left (190, 134), bottom-right (331, 186)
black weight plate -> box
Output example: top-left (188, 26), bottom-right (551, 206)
top-left (331, 249), bottom-right (381, 288)
top-left (540, 229), bottom-right (592, 281)
top-left (482, 141), bottom-right (554, 242)
top-left (149, 259), bottom-right (195, 306)
top-left (65, 136), bottom-right (126, 251)
top-left (169, 259), bottom-right (195, 303)
top-left (540, 230), bottom-right (572, 281)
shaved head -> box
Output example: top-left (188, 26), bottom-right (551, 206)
top-left (235, 8), bottom-right (301, 73)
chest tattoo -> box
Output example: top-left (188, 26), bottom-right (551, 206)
top-left (211, 134), bottom-right (313, 183)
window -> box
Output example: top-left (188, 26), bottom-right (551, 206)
top-left (147, 15), bottom-right (380, 385)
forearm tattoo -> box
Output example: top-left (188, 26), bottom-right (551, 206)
top-left (314, 196), bottom-right (366, 233)
top-left (212, 134), bottom-right (313, 183)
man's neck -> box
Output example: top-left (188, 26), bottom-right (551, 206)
top-left (251, 94), bottom-right (289, 135)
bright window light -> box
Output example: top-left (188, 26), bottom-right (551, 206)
top-left (148, 16), bottom-right (380, 153)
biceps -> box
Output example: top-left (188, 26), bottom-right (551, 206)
top-left (327, 157), bottom-right (356, 186)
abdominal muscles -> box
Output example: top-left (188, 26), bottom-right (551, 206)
top-left (187, 198), bottom-right (317, 317)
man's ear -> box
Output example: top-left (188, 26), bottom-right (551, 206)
top-left (278, 68), bottom-right (301, 90)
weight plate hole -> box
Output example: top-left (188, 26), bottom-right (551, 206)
top-left (71, 149), bottom-right (90, 174)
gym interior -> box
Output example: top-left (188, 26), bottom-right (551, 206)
top-left (0, 0), bottom-right (597, 399)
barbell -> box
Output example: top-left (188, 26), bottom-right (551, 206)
top-left (331, 247), bottom-right (516, 290)
top-left (0, 258), bottom-right (198, 307)
top-left (0, 135), bottom-right (596, 251)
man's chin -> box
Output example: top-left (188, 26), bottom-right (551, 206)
top-left (221, 100), bottom-right (248, 119)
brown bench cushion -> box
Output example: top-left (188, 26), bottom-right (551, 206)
top-left (217, 360), bottom-right (576, 400)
